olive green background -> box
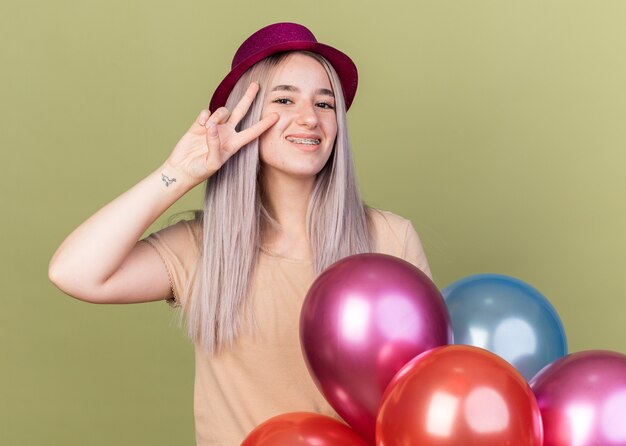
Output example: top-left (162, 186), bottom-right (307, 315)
top-left (2, 0), bottom-right (625, 444)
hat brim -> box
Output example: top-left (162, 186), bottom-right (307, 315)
top-left (209, 41), bottom-right (357, 112)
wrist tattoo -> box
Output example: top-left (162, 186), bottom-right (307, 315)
top-left (161, 173), bottom-right (176, 187)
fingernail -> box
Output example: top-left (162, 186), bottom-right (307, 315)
top-left (209, 124), bottom-right (217, 136)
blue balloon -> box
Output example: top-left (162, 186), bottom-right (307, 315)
top-left (442, 274), bottom-right (567, 381)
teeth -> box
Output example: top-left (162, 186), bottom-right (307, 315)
top-left (287, 137), bottom-right (320, 145)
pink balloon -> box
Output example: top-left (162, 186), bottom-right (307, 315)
top-left (530, 350), bottom-right (626, 446)
top-left (300, 253), bottom-right (452, 444)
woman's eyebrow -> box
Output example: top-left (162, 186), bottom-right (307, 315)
top-left (271, 85), bottom-right (335, 97)
top-left (271, 84), bottom-right (298, 92)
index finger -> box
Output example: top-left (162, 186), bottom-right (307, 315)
top-left (228, 82), bottom-right (260, 124)
top-left (230, 113), bottom-right (279, 149)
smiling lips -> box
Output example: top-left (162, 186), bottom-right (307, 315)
top-left (286, 136), bottom-right (321, 146)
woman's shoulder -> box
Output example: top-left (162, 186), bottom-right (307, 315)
top-left (367, 207), bottom-right (412, 227)
top-left (366, 207), bottom-right (414, 255)
top-left (144, 211), bottom-right (202, 253)
top-left (366, 207), bottom-right (432, 278)
top-left (186, 214), bottom-right (202, 246)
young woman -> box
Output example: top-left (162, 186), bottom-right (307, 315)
top-left (49, 22), bottom-right (432, 445)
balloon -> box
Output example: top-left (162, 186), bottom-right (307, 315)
top-left (530, 350), bottom-right (626, 446)
top-left (300, 253), bottom-right (452, 444)
top-left (241, 412), bottom-right (369, 446)
top-left (442, 273), bottom-right (567, 381)
top-left (377, 345), bottom-right (543, 445)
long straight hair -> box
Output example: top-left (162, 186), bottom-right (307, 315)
top-left (185, 51), bottom-right (372, 354)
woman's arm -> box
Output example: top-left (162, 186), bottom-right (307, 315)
top-left (48, 161), bottom-right (192, 304)
top-left (48, 84), bottom-right (278, 304)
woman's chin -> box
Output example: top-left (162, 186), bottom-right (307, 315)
top-left (260, 163), bottom-right (326, 182)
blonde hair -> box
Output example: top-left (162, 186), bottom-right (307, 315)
top-left (185, 51), bottom-right (372, 354)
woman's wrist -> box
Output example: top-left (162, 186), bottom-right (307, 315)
top-left (156, 161), bottom-right (205, 194)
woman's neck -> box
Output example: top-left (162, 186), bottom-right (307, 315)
top-left (260, 169), bottom-right (316, 259)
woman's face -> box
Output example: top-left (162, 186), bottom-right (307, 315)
top-left (258, 53), bottom-right (338, 180)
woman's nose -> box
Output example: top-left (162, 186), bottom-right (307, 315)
top-left (295, 103), bottom-right (319, 128)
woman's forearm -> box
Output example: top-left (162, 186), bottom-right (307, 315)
top-left (48, 161), bottom-right (194, 293)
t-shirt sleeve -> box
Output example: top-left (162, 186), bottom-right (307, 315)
top-left (140, 219), bottom-right (200, 308)
top-left (401, 219), bottom-right (433, 281)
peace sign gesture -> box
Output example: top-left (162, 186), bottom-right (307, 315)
top-left (165, 82), bottom-right (278, 189)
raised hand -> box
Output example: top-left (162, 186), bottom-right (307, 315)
top-left (165, 82), bottom-right (278, 189)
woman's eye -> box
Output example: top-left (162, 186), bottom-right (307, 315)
top-left (273, 98), bottom-right (293, 105)
top-left (316, 102), bottom-right (336, 110)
